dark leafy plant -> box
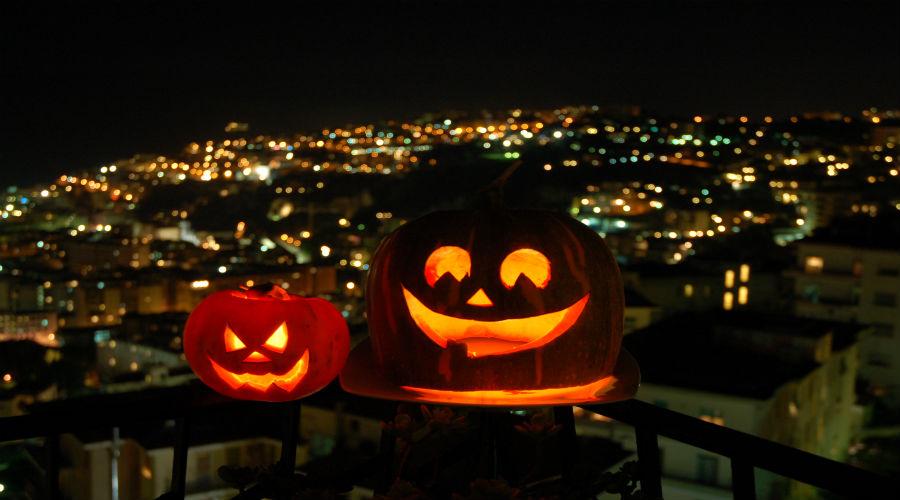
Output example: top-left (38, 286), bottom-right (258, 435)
top-left (375, 480), bottom-right (428, 500)
top-left (215, 406), bottom-right (641, 500)
top-left (453, 479), bottom-right (521, 499)
top-left (599, 461), bottom-right (643, 500)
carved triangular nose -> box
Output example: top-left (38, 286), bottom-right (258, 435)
top-left (243, 351), bottom-right (271, 363)
top-left (466, 288), bottom-right (494, 307)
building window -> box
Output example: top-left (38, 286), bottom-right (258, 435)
top-left (724, 270), bottom-right (735, 288)
top-left (805, 256), bottom-right (824, 274)
top-left (194, 452), bottom-right (212, 489)
top-left (247, 443), bottom-right (267, 465)
top-left (868, 352), bottom-right (892, 368)
top-left (683, 283), bottom-right (694, 298)
top-left (737, 286), bottom-right (749, 305)
top-left (739, 263), bottom-right (751, 283)
top-left (802, 284), bottom-right (820, 303)
top-left (852, 260), bottom-right (864, 278)
top-left (873, 292), bottom-right (897, 307)
top-left (723, 291), bottom-right (734, 311)
top-left (699, 407), bottom-right (725, 426)
top-left (226, 446), bottom-right (241, 466)
top-left (871, 323), bottom-right (895, 338)
top-left (696, 454), bottom-right (719, 485)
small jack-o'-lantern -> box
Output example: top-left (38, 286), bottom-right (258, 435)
top-left (184, 284), bottom-right (349, 402)
top-left (341, 208), bottom-right (639, 406)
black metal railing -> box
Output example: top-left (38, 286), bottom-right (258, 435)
top-left (0, 384), bottom-right (895, 499)
top-left (581, 400), bottom-right (896, 499)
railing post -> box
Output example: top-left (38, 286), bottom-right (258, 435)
top-left (479, 410), bottom-right (501, 479)
top-left (279, 401), bottom-right (301, 474)
top-left (553, 406), bottom-right (577, 483)
top-left (46, 433), bottom-right (60, 500)
top-left (170, 416), bottom-right (190, 497)
top-left (111, 427), bottom-right (121, 500)
top-left (634, 426), bottom-right (663, 500)
top-left (375, 406), bottom-right (399, 494)
top-left (731, 458), bottom-right (756, 500)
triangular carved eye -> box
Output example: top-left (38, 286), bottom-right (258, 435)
top-left (264, 323), bottom-right (288, 353)
top-left (224, 325), bottom-right (246, 352)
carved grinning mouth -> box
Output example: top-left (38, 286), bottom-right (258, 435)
top-left (208, 349), bottom-right (309, 392)
top-left (402, 287), bottom-right (588, 358)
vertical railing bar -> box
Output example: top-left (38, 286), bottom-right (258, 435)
top-left (478, 410), bottom-right (501, 479)
top-left (489, 412), bottom-right (498, 479)
top-left (111, 427), bottom-right (121, 500)
top-left (634, 426), bottom-right (664, 500)
top-left (731, 458), bottom-right (756, 500)
top-left (375, 405), bottom-right (399, 494)
top-left (554, 406), bottom-right (578, 485)
top-left (279, 401), bottom-right (301, 475)
top-left (170, 415), bottom-right (190, 497)
top-left (46, 433), bottom-right (61, 500)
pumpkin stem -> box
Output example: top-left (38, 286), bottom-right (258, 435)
top-left (239, 282), bottom-right (290, 300)
top-left (480, 160), bottom-right (523, 208)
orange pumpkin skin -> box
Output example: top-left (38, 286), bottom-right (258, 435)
top-left (183, 286), bottom-right (349, 402)
top-left (367, 209), bottom-right (624, 392)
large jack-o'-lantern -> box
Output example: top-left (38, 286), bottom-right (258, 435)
top-left (184, 284), bottom-right (349, 402)
top-left (341, 208), bottom-right (639, 406)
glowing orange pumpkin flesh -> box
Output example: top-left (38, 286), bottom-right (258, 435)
top-left (402, 287), bottom-right (589, 358)
top-left (466, 288), bottom-right (494, 306)
top-left (400, 371), bottom-right (615, 406)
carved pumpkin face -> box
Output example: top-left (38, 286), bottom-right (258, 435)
top-left (403, 245), bottom-right (588, 358)
top-left (183, 285), bottom-right (349, 402)
top-left (343, 208), bottom-right (637, 406)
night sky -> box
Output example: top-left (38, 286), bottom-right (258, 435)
top-left (2, 1), bottom-right (898, 186)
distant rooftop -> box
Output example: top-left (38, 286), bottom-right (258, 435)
top-left (624, 311), bottom-right (863, 399)
top-left (26, 382), bottom-right (394, 450)
top-left (623, 287), bottom-right (656, 308)
top-left (803, 214), bottom-right (900, 252)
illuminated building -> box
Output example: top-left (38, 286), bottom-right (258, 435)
top-left (586, 312), bottom-right (863, 499)
top-left (790, 218), bottom-right (900, 405)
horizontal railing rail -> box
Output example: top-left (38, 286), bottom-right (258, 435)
top-left (0, 384), bottom-right (895, 499)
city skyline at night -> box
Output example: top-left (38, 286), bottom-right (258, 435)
top-left (3, 1), bottom-right (899, 185)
